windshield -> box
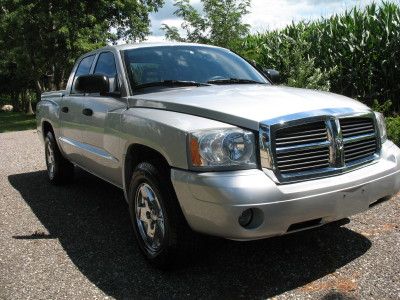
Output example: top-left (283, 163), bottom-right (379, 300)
top-left (122, 45), bottom-right (268, 91)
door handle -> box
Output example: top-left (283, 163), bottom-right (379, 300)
top-left (82, 108), bottom-right (93, 116)
top-left (61, 106), bottom-right (69, 113)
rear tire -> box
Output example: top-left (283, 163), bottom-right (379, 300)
top-left (128, 161), bottom-right (194, 269)
top-left (44, 131), bottom-right (74, 185)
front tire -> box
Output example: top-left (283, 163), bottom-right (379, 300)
top-left (128, 162), bottom-right (193, 268)
top-left (44, 131), bottom-right (74, 185)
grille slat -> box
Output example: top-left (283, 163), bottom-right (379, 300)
top-left (340, 117), bottom-right (377, 163)
top-left (345, 151), bottom-right (376, 161)
top-left (341, 123), bottom-right (373, 129)
top-left (345, 145), bottom-right (376, 155)
top-left (345, 138), bottom-right (376, 149)
top-left (276, 136), bottom-right (327, 146)
top-left (276, 132), bottom-right (327, 142)
top-left (279, 128), bottom-right (327, 138)
top-left (274, 121), bottom-right (330, 174)
top-left (279, 162), bottom-right (330, 173)
top-left (278, 158), bottom-right (330, 168)
top-left (277, 153), bottom-right (329, 164)
top-left (342, 125), bottom-right (374, 131)
top-left (343, 129), bottom-right (374, 137)
top-left (276, 148), bottom-right (328, 159)
top-left (340, 118), bottom-right (373, 125)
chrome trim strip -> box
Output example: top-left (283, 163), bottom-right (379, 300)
top-left (343, 133), bottom-right (376, 143)
top-left (259, 125), bottom-right (275, 170)
top-left (59, 137), bottom-right (119, 162)
top-left (261, 107), bottom-right (369, 126)
top-left (275, 141), bottom-right (330, 154)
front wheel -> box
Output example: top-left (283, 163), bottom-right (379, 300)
top-left (44, 131), bottom-right (74, 184)
top-left (128, 162), bottom-right (194, 268)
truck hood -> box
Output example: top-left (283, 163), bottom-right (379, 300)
top-left (127, 85), bottom-right (370, 130)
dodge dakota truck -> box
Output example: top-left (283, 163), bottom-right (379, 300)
top-left (36, 43), bottom-right (400, 267)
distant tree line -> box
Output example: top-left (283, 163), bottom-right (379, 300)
top-left (0, 0), bottom-right (164, 112)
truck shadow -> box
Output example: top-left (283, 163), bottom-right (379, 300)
top-left (8, 169), bottom-right (371, 299)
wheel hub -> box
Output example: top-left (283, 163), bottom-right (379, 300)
top-left (135, 183), bottom-right (165, 253)
top-left (46, 143), bottom-right (55, 178)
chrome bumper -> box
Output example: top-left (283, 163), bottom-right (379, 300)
top-left (171, 141), bottom-right (400, 240)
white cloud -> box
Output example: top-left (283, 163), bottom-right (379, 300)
top-left (148, 0), bottom-right (386, 39)
top-left (145, 35), bottom-right (167, 43)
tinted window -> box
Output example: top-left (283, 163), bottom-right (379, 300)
top-left (72, 55), bottom-right (95, 93)
top-left (94, 52), bottom-right (117, 77)
top-left (123, 46), bottom-right (267, 88)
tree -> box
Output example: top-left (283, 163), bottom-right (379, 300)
top-left (162, 0), bottom-right (251, 49)
top-left (0, 0), bottom-right (164, 111)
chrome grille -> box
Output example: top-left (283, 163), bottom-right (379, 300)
top-left (275, 121), bottom-right (330, 174)
top-left (259, 110), bottom-right (381, 183)
top-left (340, 117), bottom-right (378, 163)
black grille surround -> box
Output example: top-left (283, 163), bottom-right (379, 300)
top-left (260, 113), bottom-right (381, 183)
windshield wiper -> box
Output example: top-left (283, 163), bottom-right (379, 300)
top-left (207, 78), bottom-right (266, 85)
top-left (133, 80), bottom-right (210, 90)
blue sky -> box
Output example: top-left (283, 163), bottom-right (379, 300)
top-left (146, 0), bottom-right (390, 42)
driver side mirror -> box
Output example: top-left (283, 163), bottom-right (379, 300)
top-left (75, 74), bottom-right (110, 94)
top-left (262, 68), bottom-right (281, 84)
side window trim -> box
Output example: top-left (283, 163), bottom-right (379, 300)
top-left (89, 53), bottom-right (100, 75)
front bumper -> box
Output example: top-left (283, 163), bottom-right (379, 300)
top-left (171, 141), bottom-right (400, 240)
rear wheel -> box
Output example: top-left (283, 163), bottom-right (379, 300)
top-left (128, 161), bottom-right (194, 268)
top-left (44, 131), bottom-right (74, 184)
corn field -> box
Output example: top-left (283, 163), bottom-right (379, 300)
top-left (239, 2), bottom-right (400, 115)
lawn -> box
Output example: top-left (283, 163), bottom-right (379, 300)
top-left (0, 112), bottom-right (36, 133)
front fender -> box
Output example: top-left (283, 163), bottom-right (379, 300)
top-left (120, 108), bottom-right (234, 169)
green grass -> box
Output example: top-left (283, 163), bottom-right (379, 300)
top-left (0, 112), bottom-right (36, 133)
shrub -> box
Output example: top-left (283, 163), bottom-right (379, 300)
top-left (386, 117), bottom-right (400, 146)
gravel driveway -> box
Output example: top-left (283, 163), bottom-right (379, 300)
top-left (1, 130), bottom-right (399, 299)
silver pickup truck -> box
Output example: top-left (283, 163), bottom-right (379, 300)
top-left (36, 42), bottom-right (400, 267)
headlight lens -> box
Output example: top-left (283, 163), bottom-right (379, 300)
top-left (189, 128), bottom-right (256, 169)
top-left (374, 112), bottom-right (387, 143)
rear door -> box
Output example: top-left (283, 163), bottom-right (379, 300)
top-left (59, 54), bottom-right (96, 165)
top-left (78, 51), bottom-right (126, 186)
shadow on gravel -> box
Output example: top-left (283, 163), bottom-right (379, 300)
top-left (9, 169), bottom-right (372, 298)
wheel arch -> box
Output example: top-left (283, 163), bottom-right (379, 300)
top-left (123, 143), bottom-right (172, 202)
top-left (42, 120), bottom-right (54, 139)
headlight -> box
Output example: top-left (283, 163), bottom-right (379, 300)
top-left (374, 112), bottom-right (387, 143)
top-left (188, 128), bottom-right (257, 169)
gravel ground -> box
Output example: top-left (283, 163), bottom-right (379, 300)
top-left (0, 130), bottom-right (399, 299)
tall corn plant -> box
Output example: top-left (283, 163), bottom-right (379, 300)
top-left (238, 2), bottom-right (400, 114)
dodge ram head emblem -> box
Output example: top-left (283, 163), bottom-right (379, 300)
top-left (336, 137), bottom-right (344, 150)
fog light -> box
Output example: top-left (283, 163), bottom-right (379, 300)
top-left (238, 208), bottom-right (253, 227)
